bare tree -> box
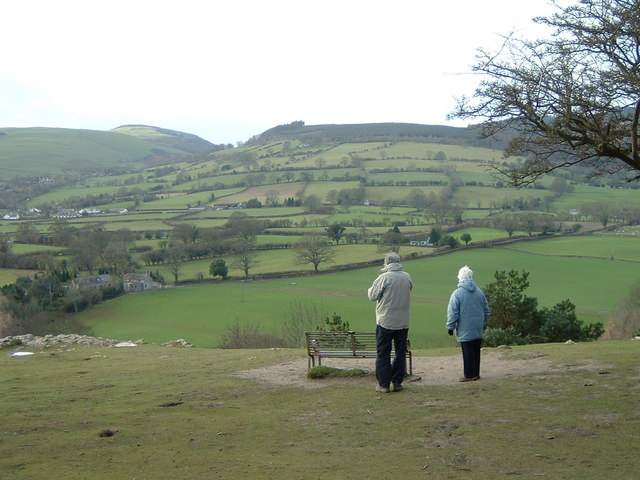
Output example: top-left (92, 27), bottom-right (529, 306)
top-left (603, 280), bottom-right (640, 339)
top-left (231, 239), bottom-right (260, 278)
top-left (166, 246), bottom-right (187, 284)
top-left (281, 299), bottom-right (329, 347)
top-left (451, 0), bottom-right (640, 185)
top-left (294, 235), bottom-right (336, 272)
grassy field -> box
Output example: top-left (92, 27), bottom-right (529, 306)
top-left (2, 340), bottom-right (638, 479)
top-left (499, 236), bottom-right (640, 262)
top-left (81, 237), bottom-right (639, 348)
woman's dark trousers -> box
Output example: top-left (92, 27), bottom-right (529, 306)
top-left (460, 338), bottom-right (482, 379)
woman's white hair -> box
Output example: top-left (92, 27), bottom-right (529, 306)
top-left (457, 265), bottom-right (473, 281)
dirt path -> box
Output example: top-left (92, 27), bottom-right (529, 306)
top-left (233, 348), bottom-right (604, 389)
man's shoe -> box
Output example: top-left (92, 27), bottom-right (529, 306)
top-left (459, 376), bottom-right (473, 382)
top-left (392, 383), bottom-right (403, 392)
top-left (376, 385), bottom-right (391, 393)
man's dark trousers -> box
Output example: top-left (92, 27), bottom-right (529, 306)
top-left (376, 325), bottom-right (408, 388)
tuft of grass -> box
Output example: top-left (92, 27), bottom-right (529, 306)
top-left (307, 365), bottom-right (370, 378)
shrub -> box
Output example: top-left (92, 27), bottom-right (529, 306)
top-left (539, 299), bottom-right (604, 342)
top-left (317, 313), bottom-right (350, 332)
top-left (282, 299), bottom-right (328, 347)
top-left (483, 270), bottom-right (603, 346)
top-left (218, 321), bottom-right (287, 349)
top-left (483, 327), bottom-right (528, 347)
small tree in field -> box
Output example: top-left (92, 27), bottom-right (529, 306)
top-left (209, 258), bottom-right (228, 279)
top-left (326, 223), bottom-right (346, 245)
top-left (378, 226), bottom-right (406, 253)
top-left (294, 235), bottom-right (336, 272)
top-left (231, 244), bottom-right (260, 278)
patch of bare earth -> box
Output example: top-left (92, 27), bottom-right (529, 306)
top-left (232, 349), bottom-right (607, 389)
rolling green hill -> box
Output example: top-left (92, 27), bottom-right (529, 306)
top-left (250, 120), bottom-right (510, 149)
top-left (111, 125), bottom-right (224, 155)
top-left (0, 127), bottom-right (214, 182)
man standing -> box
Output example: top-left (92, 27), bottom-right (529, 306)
top-left (446, 265), bottom-right (490, 382)
top-left (368, 252), bottom-right (412, 393)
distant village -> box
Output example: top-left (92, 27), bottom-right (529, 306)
top-left (2, 207), bottom-right (129, 220)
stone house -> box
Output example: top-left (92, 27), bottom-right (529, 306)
top-left (122, 273), bottom-right (154, 292)
top-left (69, 274), bottom-right (113, 290)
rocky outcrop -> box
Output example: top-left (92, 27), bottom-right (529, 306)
top-left (1, 334), bottom-right (122, 348)
top-left (1, 334), bottom-right (195, 349)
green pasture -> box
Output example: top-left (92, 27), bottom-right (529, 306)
top-left (168, 218), bottom-right (229, 229)
top-left (82, 237), bottom-right (638, 348)
top-left (213, 183), bottom-right (306, 205)
top-left (323, 211), bottom-right (426, 228)
top-left (166, 175), bottom-right (246, 192)
top-left (551, 184), bottom-right (640, 212)
top-left (452, 185), bottom-right (554, 209)
top-left (290, 142), bottom-right (386, 166)
top-left (367, 171), bottom-right (449, 184)
top-left (302, 181), bottom-right (362, 200)
top-left (462, 208), bottom-right (494, 220)
top-left (255, 234), bottom-right (303, 245)
top-left (67, 216), bottom-right (175, 233)
top-left (454, 170), bottom-right (498, 185)
top-left (10, 244), bottom-right (64, 254)
top-left (382, 142), bottom-right (506, 162)
top-left (364, 185), bottom-right (446, 202)
top-left (176, 206), bottom-right (308, 224)
top-left (149, 244), bottom-right (394, 282)
top-left (449, 227), bottom-right (527, 243)
top-left (501, 235), bottom-right (640, 262)
top-left (0, 268), bottom-right (35, 286)
top-left (139, 191), bottom-right (215, 210)
top-left (364, 158), bottom-right (440, 170)
top-left (27, 186), bottom-right (130, 206)
top-left (81, 175), bottom-right (168, 190)
top-left (606, 225), bottom-right (640, 236)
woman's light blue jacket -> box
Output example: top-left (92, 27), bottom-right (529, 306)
top-left (446, 279), bottom-right (490, 342)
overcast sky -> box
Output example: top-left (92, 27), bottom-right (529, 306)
top-left (1, 0), bottom-right (557, 145)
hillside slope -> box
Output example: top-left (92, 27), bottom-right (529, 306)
top-left (250, 121), bottom-right (509, 149)
top-left (111, 124), bottom-right (225, 155)
top-left (0, 127), bottom-right (201, 182)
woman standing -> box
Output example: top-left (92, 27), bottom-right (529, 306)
top-left (446, 266), bottom-right (490, 382)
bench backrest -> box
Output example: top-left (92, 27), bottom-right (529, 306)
top-left (306, 331), bottom-right (377, 355)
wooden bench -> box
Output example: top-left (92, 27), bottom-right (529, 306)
top-left (305, 331), bottom-right (412, 375)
